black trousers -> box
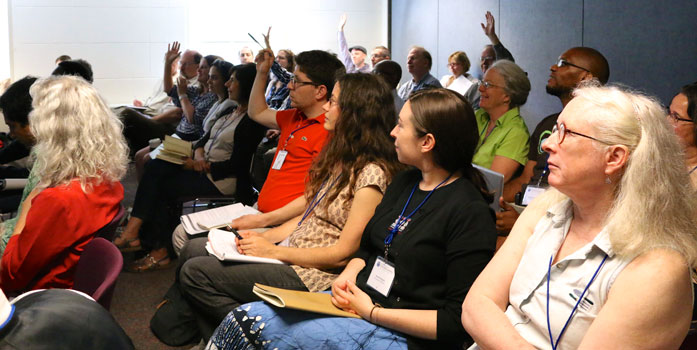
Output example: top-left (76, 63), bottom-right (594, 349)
top-left (178, 237), bottom-right (307, 340)
top-left (120, 108), bottom-right (176, 156)
top-left (131, 159), bottom-right (221, 255)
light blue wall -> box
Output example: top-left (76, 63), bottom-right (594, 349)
top-left (391, 0), bottom-right (697, 131)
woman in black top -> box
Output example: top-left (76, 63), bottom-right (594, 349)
top-left (205, 88), bottom-right (496, 350)
top-left (114, 64), bottom-right (266, 272)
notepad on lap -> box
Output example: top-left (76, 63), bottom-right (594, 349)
top-left (155, 135), bottom-right (192, 165)
top-left (181, 203), bottom-right (260, 234)
top-left (252, 283), bottom-right (361, 318)
top-left (205, 229), bottom-right (284, 264)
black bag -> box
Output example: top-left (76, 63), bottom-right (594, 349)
top-left (150, 283), bottom-right (200, 346)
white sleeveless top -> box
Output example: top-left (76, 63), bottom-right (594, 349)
top-left (470, 199), bottom-right (632, 350)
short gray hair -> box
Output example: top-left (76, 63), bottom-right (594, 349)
top-left (490, 60), bottom-right (530, 108)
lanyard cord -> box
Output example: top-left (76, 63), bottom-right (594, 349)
top-left (546, 253), bottom-right (608, 350)
top-left (297, 174), bottom-right (342, 227)
top-left (205, 111), bottom-right (242, 161)
top-left (282, 120), bottom-right (317, 150)
top-left (383, 173), bottom-right (452, 258)
top-left (536, 165), bottom-right (550, 187)
top-left (690, 165), bottom-right (697, 175)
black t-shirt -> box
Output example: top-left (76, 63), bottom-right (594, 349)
top-left (527, 113), bottom-right (559, 186)
top-left (354, 169), bottom-right (496, 349)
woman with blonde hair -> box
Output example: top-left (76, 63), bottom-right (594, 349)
top-left (0, 75), bottom-right (128, 294)
top-left (462, 85), bottom-right (697, 349)
top-left (440, 50), bottom-right (480, 107)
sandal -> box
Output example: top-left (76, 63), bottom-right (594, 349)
top-left (113, 231), bottom-right (142, 252)
top-left (126, 253), bottom-right (171, 273)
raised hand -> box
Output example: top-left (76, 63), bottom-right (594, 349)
top-left (254, 48), bottom-right (274, 75)
top-left (262, 26), bottom-right (272, 50)
top-left (480, 11), bottom-right (501, 44)
top-left (339, 13), bottom-right (347, 31)
top-left (165, 41), bottom-right (181, 65)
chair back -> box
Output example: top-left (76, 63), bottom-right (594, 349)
top-left (73, 237), bottom-right (123, 310)
top-left (94, 205), bottom-right (126, 241)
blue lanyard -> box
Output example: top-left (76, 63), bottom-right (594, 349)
top-left (297, 174), bottom-right (342, 227)
top-left (690, 165), bottom-right (697, 175)
top-left (282, 120), bottom-right (318, 150)
top-left (383, 174), bottom-right (452, 258)
top-left (546, 253), bottom-right (608, 350)
top-left (536, 165), bottom-right (550, 187)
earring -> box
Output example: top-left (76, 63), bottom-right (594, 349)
top-left (605, 176), bottom-right (611, 184)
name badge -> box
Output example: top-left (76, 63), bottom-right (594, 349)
top-left (522, 185), bottom-right (545, 205)
top-left (271, 150), bottom-right (288, 170)
top-left (366, 256), bottom-right (395, 297)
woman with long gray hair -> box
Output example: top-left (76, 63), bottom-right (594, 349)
top-left (463, 85), bottom-right (697, 349)
top-left (0, 75), bottom-right (128, 294)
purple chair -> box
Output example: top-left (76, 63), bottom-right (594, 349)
top-left (94, 204), bottom-right (126, 241)
top-left (73, 237), bottom-right (123, 310)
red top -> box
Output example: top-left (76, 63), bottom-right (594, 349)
top-left (0, 179), bottom-right (124, 293)
top-left (257, 109), bottom-right (328, 213)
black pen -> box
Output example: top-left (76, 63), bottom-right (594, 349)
top-left (247, 33), bottom-right (265, 50)
top-left (224, 224), bottom-right (243, 240)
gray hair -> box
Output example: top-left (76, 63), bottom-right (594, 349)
top-left (541, 85), bottom-right (697, 267)
top-left (29, 75), bottom-right (128, 191)
top-left (490, 60), bottom-right (530, 108)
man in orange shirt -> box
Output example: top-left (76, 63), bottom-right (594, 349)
top-left (229, 49), bottom-right (346, 230)
top-left (151, 50), bottom-right (345, 346)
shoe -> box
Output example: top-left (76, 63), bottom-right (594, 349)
top-left (112, 230), bottom-right (142, 252)
top-left (126, 253), bottom-right (171, 272)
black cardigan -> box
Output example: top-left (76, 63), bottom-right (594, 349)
top-left (354, 169), bottom-right (497, 349)
top-left (194, 112), bottom-right (266, 205)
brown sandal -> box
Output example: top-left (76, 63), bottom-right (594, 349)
top-left (112, 233), bottom-right (142, 252)
top-left (125, 253), bottom-right (171, 272)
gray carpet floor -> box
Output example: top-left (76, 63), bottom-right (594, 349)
top-left (109, 163), bottom-right (193, 350)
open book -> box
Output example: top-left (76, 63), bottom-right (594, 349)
top-left (205, 229), bottom-right (284, 264)
top-left (155, 135), bottom-right (192, 165)
top-left (181, 202), bottom-right (260, 235)
top-left (253, 284), bottom-right (361, 318)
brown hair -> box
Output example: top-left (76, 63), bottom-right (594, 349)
top-left (278, 49), bottom-right (296, 73)
top-left (305, 73), bottom-right (404, 204)
top-left (409, 88), bottom-right (491, 202)
top-left (448, 51), bottom-right (471, 73)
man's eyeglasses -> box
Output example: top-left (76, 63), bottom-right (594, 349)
top-left (480, 56), bottom-right (494, 62)
top-left (290, 77), bottom-right (319, 88)
top-left (668, 112), bottom-right (693, 123)
top-left (556, 58), bottom-right (590, 72)
top-left (481, 81), bottom-right (504, 89)
top-left (551, 122), bottom-right (613, 145)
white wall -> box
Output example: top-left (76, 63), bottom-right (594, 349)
top-left (0, 0), bottom-right (10, 81)
top-left (7, 0), bottom-right (388, 105)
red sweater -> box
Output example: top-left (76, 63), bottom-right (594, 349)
top-left (0, 179), bottom-right (123, 293)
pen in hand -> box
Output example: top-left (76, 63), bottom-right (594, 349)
top-left (224, 224), bottom-right (243, 240)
